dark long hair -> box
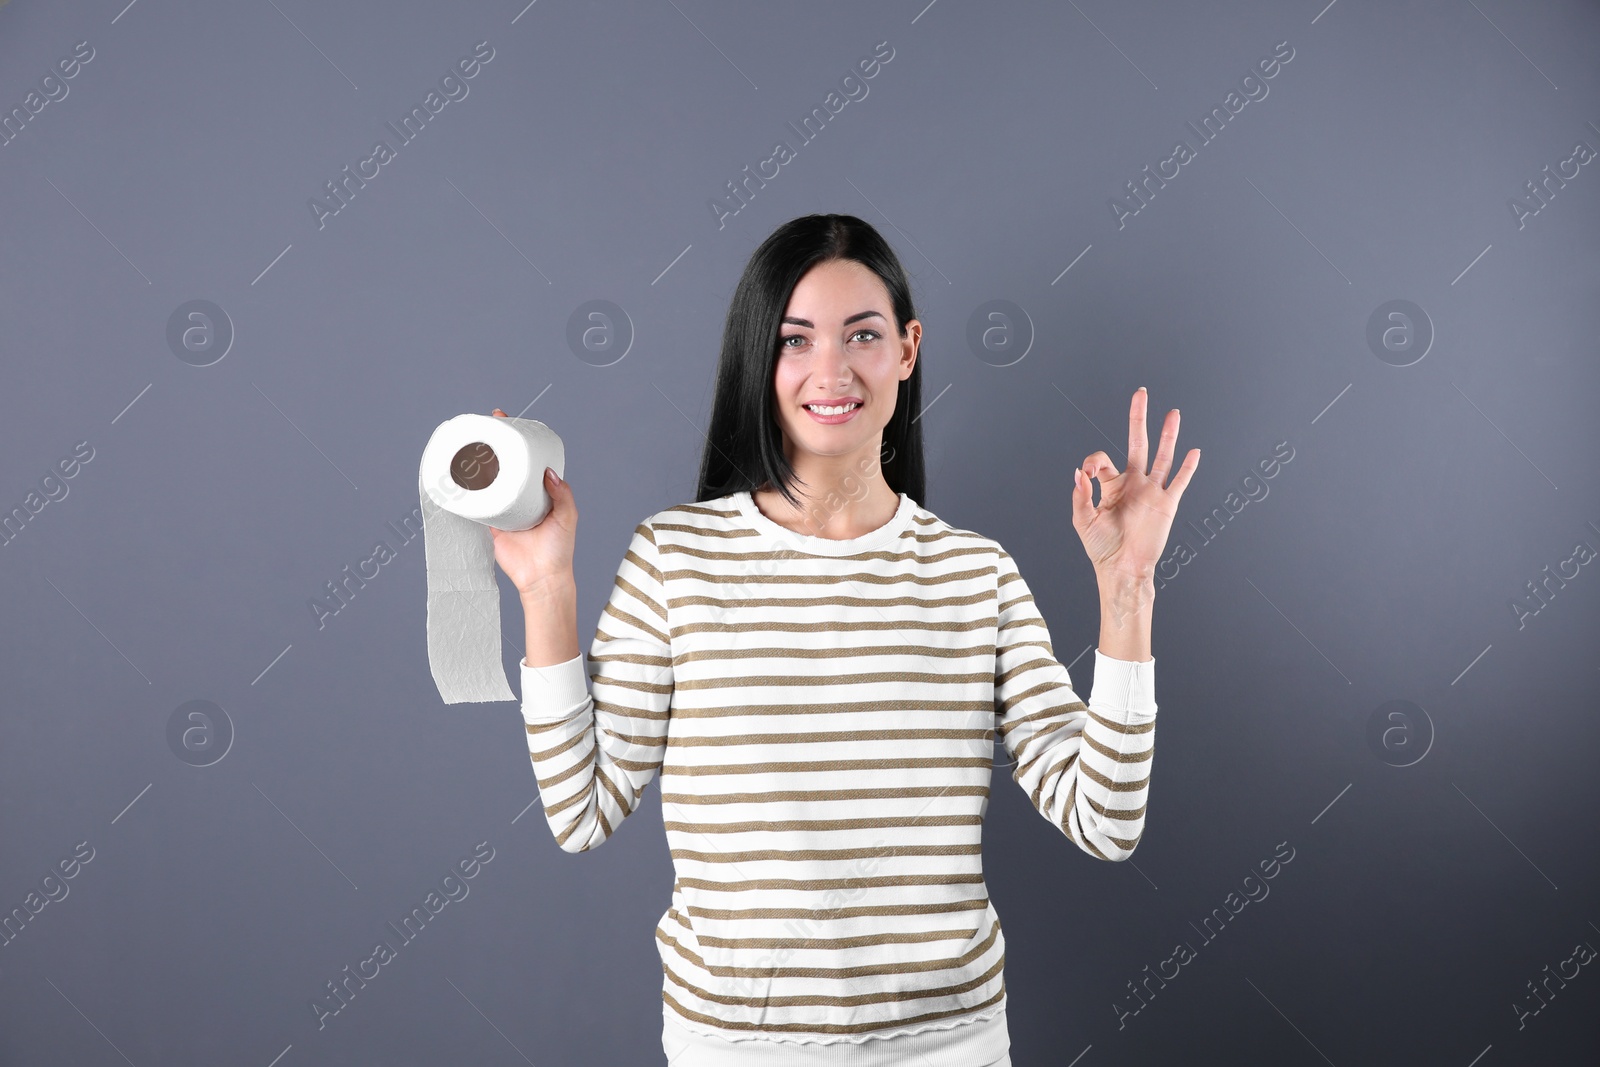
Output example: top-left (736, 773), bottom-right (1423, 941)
top-left (694, 213), bottom-right (926, 509)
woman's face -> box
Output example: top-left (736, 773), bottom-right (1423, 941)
top-left (770, 258), bottom-right (919, 469)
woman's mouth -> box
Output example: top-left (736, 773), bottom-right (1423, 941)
top-left (803, 401), bottom-right (862, 424)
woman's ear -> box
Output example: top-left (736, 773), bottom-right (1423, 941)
top-left (900, 320), bottom-right (920, 378)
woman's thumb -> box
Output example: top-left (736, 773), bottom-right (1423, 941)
top-left (544, 466), bottom-right (571, 507)
top-left (1069, 466), bottom-right (1093, 532)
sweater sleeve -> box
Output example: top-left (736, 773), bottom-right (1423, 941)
top-left (519, 519), bottom-right (674, 854)
top-left (993, 549), bottom-right (1157, 861)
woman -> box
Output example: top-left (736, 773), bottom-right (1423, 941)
top-left (490, 214), bottom-right (1198, 1065)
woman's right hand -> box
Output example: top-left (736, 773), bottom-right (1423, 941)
top-left (485, 408), bottom-right (578, 600)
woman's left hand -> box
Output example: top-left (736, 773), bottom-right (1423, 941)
top-left (1071, 387), bottom-right (1199, 580)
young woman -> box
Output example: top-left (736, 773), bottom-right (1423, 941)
top-left (490, 214), bottom-right (1198, 1066)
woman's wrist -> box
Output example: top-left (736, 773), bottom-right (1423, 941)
top-left (1095, 565), bottom-right (1154, 661)
top-left (519, 572), bottom-right (577, 606)
top-left (520, 575), bottom-right (580, 669)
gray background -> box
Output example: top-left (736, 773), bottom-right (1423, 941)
top-left (2, 0), bottom-right (1597, 1063)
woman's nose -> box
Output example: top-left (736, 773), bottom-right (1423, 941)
top-left (814, 340), bottom-right (852, 384)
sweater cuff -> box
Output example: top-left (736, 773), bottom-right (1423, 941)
top-left (1090, 649), bottom-right (1157, 722)
top-left (520, 653), bottom-right (591, 723)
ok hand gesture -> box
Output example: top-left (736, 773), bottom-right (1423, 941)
top-left (1071, 387), bottom-right (1199, 581)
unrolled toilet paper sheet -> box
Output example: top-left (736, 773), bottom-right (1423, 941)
top-left (418, 414), bottom-right (565, 704)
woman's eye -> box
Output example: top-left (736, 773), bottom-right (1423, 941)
top-left (778, 330), bottom-right (877, 350)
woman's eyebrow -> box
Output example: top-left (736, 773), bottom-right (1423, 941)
top-left (781, 310), bottom-right (886, 328)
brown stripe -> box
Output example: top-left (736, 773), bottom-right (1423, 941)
top-left (588, 662), bottom-right (668, 697)
top-left (661, 785), bottom-right (991, 805)
top-left (1061, 777), bottom-right (1110, 860)
top-left (1004, 720), bottom-right (1075, 765)
top-left (663, 814), bottom-right (983, 834)
top-left (996, 653), bottom-right (1072, 687)
top-left (675, 872), bottom-right (986, 893)
top-left (1088, 798), bottom-right (1148, 820)
top-left (669, 843), bottom-right (981, 864)
top-left (695, 927), bottom-right (978, 950)
top-left (1080, 761), bottom-right (1151, 793)
top-left (669, 589), bottom-right (996, 612)
top-left (596, 767), bottom-right (632, 816)
top-left (636, 521), bottom-right (658, 544)
top-left (661, 541), bottom-right (995, 567)
top-left (589, 649), bottom-right (672, 669)
top-left (657, 918), bottom-right (998, 979)
top-left (667, 699), bottom-right (995, 718)
top-left (664, 727), bottom-right (992, 748)
top-left (541, 786), bottom-right (588, 819)
top-left (673, 670), bottom-right (994, 692)
top-left (597, 603), bottom-right (668, 645)
top-left (1088, 708), bottom-right (1156, 734)
top-left (526, 729), bottom-right (587, 762)
top-left (607, 756), bottom-right (661, 774)
top-left (661, 756), bottom-right (994, 776)
top-left (672, 642), bottom-right (997, 666)
top-left (997, 705), bottom-right (1079, 740)
top-left (995, 647), bottom-right (1068, 670)
top-left (1024, 751), bottom-right (1075, 809)
top-left (599, 726), bottom-right (667, 749)
top-left (655, 522), bottom-right (982, 558)
top-left (1022, 748), bottom-right (1077, 791)
top-left (665, 565), bottom-right (998, 589)
top-left (590, 698), bottom-right (669, 721)
top-left (1083, 730), bottom-right (1155, 764)
top-left (524, 716), bottom-right (578, 736)
top-left (651, 523), bottom-right (763, 541)
top-left (660, 504), bottom-right (741, 519)
top-left (660, 986), bottom-right (1007, 1034)
top-left (997, 681), bottom-right (1088, 718)
top-left (675, 897), bottom-right (990, 923)
top-left (534, 747), bottom-right (595, 789)
top-left (616, 569), bottom-right (665, 617)
top-left (672, 617), bottom-right (994, 640)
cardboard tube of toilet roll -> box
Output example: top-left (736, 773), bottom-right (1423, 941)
top-left (418, 414), bottom-right (565, 704)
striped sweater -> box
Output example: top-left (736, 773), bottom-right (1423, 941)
top-left (520, 489), bottom-right (1158, 1051)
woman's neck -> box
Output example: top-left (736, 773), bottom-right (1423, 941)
top-left (751, 473), bottom-right (900, 540)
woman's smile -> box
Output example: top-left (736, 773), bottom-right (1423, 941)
top-left (802, 399), bottom-right (863, 424)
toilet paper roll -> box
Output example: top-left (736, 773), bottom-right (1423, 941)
top-left (418, 414), bottom-right (565, 704)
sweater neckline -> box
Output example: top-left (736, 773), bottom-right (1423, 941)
top-left (733, 489), bottom-right (917, 556)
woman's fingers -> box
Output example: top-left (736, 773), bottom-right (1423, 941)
top-left (1070, 466), bottom-right (1094, 531)
top-left (1149, 408), bottom-right (1179, 486)
top-left (1166, 448), bottom-right (1201, 499)
top-left (546, 468), bottom-right (575, 516)
top-left (1081, 451), bottom-right (1115, 488)
top-left (1126, 387), bottom-right (1149, 475)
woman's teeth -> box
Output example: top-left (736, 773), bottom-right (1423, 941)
top-left (805, 402), bottom-right (861, 415)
